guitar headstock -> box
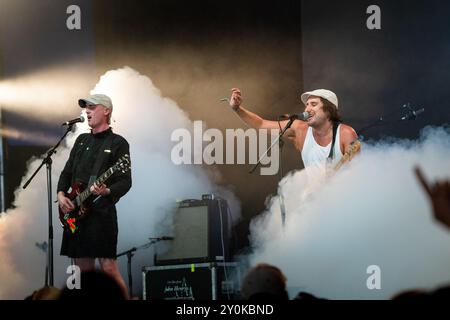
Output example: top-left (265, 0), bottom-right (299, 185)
top-left (115, 154), bottom-right (131, 174)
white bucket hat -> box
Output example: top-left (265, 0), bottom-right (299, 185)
top-left (301, 89), bottom-right (338, 109)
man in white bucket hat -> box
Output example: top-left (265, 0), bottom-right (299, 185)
top-left (228, 88), bottom-right (358, 168)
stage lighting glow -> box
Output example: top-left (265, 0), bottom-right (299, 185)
top-left (0, 127), bottom-right (59, 145)
top-left (0, 82), bottom-right (13, 103)
top-left (0, 64), bottom-right (96, 124)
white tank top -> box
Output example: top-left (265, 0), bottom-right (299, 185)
top-left (301, 125), bottom-right (343, 168)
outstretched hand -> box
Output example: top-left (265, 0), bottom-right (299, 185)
top-left (415, 166), bottom-right (450, 229)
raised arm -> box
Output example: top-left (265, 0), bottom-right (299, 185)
top-left (230, 88), bottom-right (291, 130)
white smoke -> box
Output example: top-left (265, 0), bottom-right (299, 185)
top-left (248, 126), bottom-right (450, 299)
top-left (0, 67), bottom-right (241, 299)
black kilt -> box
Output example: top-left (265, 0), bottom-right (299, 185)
top-left (60, 199), bottom-right (118, 258)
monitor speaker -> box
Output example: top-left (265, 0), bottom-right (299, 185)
top-left (155, 198), bottom-right (230, 265)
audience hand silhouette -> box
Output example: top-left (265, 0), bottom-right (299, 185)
top-left (415, 166), bottom-right (450, 229)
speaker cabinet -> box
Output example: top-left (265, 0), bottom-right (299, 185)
top-left (155, 198), bottom-right (230, 265)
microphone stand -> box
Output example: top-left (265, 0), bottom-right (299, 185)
top-left (22, 124), bottom-right (74, 287)
top-left (249, 116), bottom-right (296, 227)
top-left (116, 238), bottom-right (160, 298)
top-left (35, 241), bottom-right (48, 287)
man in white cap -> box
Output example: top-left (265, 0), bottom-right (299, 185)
top-left (57, 93), bottom-right (132, 298)
top-left (228, 88), bottom-right (358, 168)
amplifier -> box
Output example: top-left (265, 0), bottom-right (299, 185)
top-left (154, 198), bottom-right (231, 265)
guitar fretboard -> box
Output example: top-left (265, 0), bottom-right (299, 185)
top-left (77, 166), bottom-right (117, 204)
top-left (333, 140), bottom-right (361, 171)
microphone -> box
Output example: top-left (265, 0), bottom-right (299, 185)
top-left (149, 236), bottom-right (174, 241)
top-left (62, 116), bottom-right (85, 126)
top-left (278, 111), bottom-right (310, 121)
top-left (401, 108), bottom-right (425, 121)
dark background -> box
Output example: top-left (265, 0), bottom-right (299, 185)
top-left (1, 0), bottom-right (449, 252)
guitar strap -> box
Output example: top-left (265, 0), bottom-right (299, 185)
top-left (88, 134), bottom-right (115, 186)
top-left (327, 121), bottom-right (340, 163)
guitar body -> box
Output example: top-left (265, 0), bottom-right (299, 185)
top-left (59, 181), bottom-right (91, 234)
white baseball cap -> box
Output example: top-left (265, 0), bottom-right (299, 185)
top-left (78, 94), bottom-right (113, 110)
top-left (301, 89), bottom-right (338, 109)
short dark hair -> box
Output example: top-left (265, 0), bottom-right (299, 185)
top-left (241, 263), bottom-right (289, 300)
top-left (320, 97), bottom-right (342, 123)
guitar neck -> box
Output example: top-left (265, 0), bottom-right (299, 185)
top-left (78, 167), bottom-right (116, 203)
top-left (333, 140), bottom-right (361, 171)
top-left (334, 153), bottom-right (350, 171)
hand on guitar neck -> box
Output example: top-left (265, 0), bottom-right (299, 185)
top-left (90, 182), bottom-right (111, 197)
